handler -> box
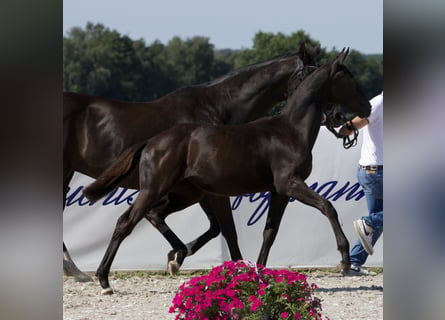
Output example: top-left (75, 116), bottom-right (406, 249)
top-left (339, 91), bottom-right (383, 276)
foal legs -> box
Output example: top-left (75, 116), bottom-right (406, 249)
top-left (147, 192), bottom-right (243, 275)
top-left (285, 179), bottom-right (351, 272)
top-left (96, 190), bottom-right (169, 294)
top-left (257, 194), bottom-right (290, 266)
top-left (196, 195), bottom-right (243, 261)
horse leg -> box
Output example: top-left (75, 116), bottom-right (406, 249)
top-left (145, 195), bottom-right (242, 275)
top-left (285, 179), bottom-right (351, 272)
top-left (256, 194), bottom-right (290, 266)
top-left (63, 168), bottom-right (93, 282)
top-left (96, 190), bottom-right (157, 294)
top-left (151, 185), bottom-right (242, 271)
top-left (195, 195), bottom-right (243, 261)
top-left (145, 206), bottom-right (189, 276)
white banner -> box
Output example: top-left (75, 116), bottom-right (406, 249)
top-left (63, 127), bottom-right (383, 271)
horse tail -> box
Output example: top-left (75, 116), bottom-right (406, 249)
top-left (83, 142), bottom-right (147, 203)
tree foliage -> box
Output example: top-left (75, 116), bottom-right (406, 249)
top-left (233, 30), bottom-right (320, 67)
top-left (63, 22), bottom-right (382, 101)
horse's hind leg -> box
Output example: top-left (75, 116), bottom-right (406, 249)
top-left (63, 168), bottom-right (93, 282)
top-left (96, 190), bottom-right (160, 294)
top-left (256, 194), bottom-right (290, 266)
top-left (63, 243), bottom-right (93, 282)
top-left (285, 179), bottom-right (351, 272)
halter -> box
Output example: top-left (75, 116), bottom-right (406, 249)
top-left (325, 119), bottom-right (359, 149)
top-left (287, 60), bottom-right (318, 92)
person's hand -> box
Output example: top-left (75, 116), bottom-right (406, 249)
top-left (338, 122), bottom-right (353, 137)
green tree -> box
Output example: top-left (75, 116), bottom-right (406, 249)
top-left (63, 23), bottom-right (382, 104)
top-left (233, 30), bottom-right (322, 68)
top-left (162, 36), bottom-right (232, 89)
top-left (63, 22), bottom-right (143, 100)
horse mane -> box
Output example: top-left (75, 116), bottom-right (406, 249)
top-left (162, 51), bottom-right (302, 98)
top-left (204, 51), bottom-right (301, 86)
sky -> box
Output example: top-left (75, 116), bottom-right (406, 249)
top-left (63, 0), bottom-right (383, 54)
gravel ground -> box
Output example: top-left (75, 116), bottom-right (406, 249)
top-left (63, 269), bottom-right (383, 320)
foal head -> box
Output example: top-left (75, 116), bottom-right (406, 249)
top-left (286, 48), bottom-right (371, 119)
top-left (323, 48), bottom-right (371, 118)
top-left (281, 48), bottom-right (371, 127)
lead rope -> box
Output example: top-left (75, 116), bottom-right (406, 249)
top-left (326, 120), bottom-right (359, 149)
top-left (342, 120), bottom-right (359, 149)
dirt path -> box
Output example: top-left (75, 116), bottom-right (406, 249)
top-left (63, 270), bottom-right (383, 320)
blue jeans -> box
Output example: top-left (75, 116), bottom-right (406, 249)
top-left (350, 165), bottom-right (383, 267)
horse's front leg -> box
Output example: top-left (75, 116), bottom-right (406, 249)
top-left (285, 178), bottom-right (351, 272)
top-left (143, 186), bottom-right (214, 274)
top-left (157, 192), bottom-right (243, 269)
top-left (196, 195), bottom-right (243, 261)
top-left (256, 194), bottom-right (290, 266)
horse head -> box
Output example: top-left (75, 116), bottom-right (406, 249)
top-left (325, 48), bottom-right (371, 118)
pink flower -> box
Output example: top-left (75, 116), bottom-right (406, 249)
top-left (185, 297), bottom-right (194, 309)
top-left (170, 261), bottom-right (325, 319)
top-left (250, 299), bottom-right (262, 311)
top-left (280, 293), bottom-right (289, 301)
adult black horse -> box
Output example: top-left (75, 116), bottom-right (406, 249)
top-left (64, 43), bottom-right (320, 281)
top-left (84, 48), bottom-right (371, 294)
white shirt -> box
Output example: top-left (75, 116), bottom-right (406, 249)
top-left (359, 92), bottom-right (383, 166)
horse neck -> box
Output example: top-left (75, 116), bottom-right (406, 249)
top-left (281, 69), bottom-right (329, 149)
top-left (206, 56), bottom-right (301, 124)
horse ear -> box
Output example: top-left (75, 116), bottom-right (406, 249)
top-left (330, 47), bottom-right (349, 77)
top-left (313, 43), bottom-right (321, 57)
top-left (299, 42), bottom-right (321, 66)
top-left (338, 47), bottom-right (349, 64)
top-left (298, 43), bottom-right (307, 60)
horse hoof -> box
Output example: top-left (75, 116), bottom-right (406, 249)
top-left (168, 260), bottom-right (180, 276)
top-left (339, 261), bottom-right (351, 273)
top-left (74, 273), bottom-right (94, 283)
top-left (63, 260), bottom-right (94, 282)
top-left (101, 287), bottom-right (114, 295)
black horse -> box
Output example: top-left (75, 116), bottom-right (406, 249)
top-left (84, 48), bottom-right (371, 294)
top-left (64, 43), bottom-right (321, 281)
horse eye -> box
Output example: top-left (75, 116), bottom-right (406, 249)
top-left (335, 113), bottom-right (344, 121)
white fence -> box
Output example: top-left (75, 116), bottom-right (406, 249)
top-left (63, 127), bottom-right (383, 271)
